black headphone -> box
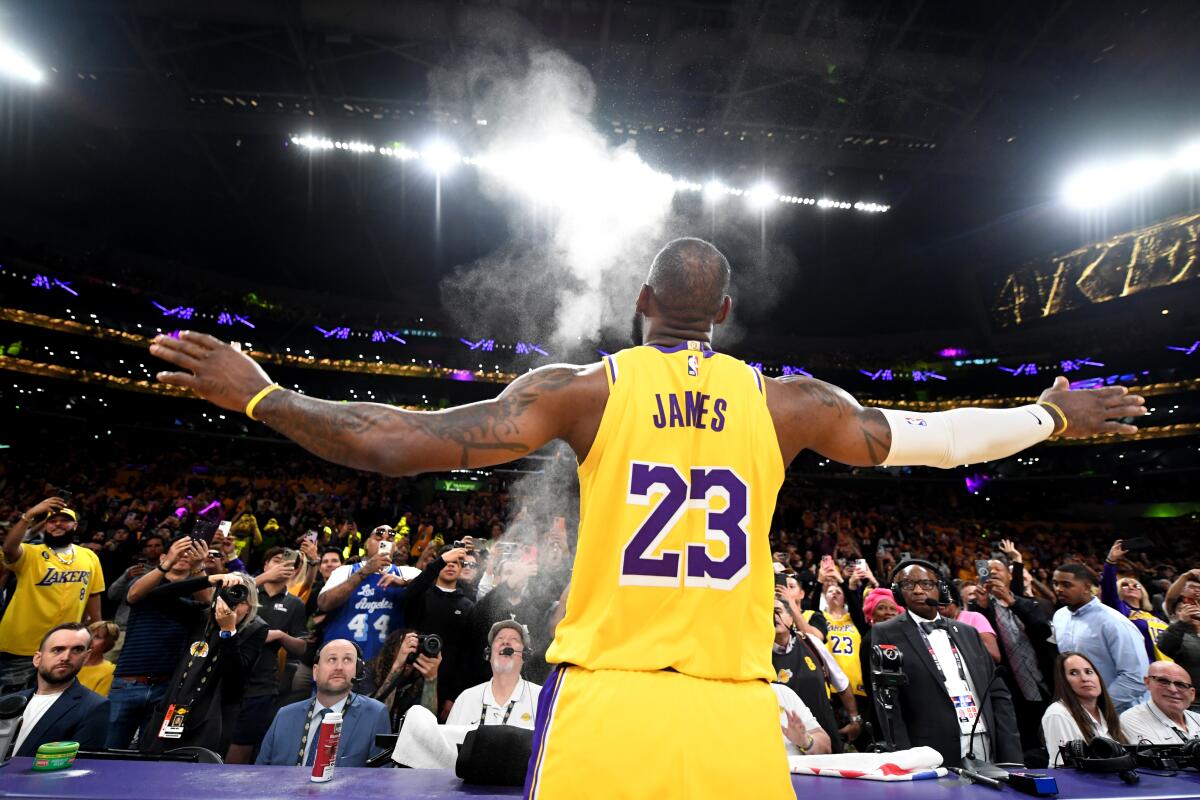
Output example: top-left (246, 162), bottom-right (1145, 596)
top-left (1129, 739), bottom-right (1200, 771)
top-left (1060, 737), bottom-right (1139, 784)
top-left (889, 558), bottom-right (952, 606)
top-left (315, 639), bottom-right (366, 682)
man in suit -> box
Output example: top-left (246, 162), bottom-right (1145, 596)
top-left (968, 554), bottom-right (1053, 755)
top-left (871, 561), bottom-right (1021, 769)
top-left (14, 623), bottom-right (109, 756)
top-left (256, 638), bottom-right (391, 767)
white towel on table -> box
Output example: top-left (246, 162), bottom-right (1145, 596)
top-left (788, 746), bottom-right (948, 781)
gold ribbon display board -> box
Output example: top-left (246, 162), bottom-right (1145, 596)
top-left (992, 212), bottom-right (1199, 326)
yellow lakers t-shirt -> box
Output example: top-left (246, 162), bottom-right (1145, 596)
top-left (547, 343), bottom-right (785, 682)
top-left (0, 543), bottom-right (105, 655)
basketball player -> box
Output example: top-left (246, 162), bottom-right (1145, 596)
top-left (150, 238), bottom-right (1145, 798)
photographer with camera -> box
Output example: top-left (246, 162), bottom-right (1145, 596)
top-left (225, 547), bottom-right (310, 763)
top-left (1, 497), bottom-right (105, 693)
top-left (363, 629), bottom-right (444, 730)
top-left (404, 543), bottom-right (475, 720)
top-left (128, 549), bottom-right (267, 754)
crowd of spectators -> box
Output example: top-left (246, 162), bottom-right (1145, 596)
top-left (1, 439), bottom-right (1197, 771)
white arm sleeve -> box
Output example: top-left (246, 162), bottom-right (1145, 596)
top-left (876, 404), bottom-right (1055, 469)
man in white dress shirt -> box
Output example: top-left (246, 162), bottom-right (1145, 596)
top-left (1120, 661), bottom-right (1200, 744)
top-left (446, 621), bottom-right (540, 729)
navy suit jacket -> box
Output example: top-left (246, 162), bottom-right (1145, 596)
top-left (16, 679), bottom-right (110, 756)
top-left (255, 693), bottom-right (392, 767)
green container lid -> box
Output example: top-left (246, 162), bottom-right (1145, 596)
top-left (32, 740), bottom-right (79, 771)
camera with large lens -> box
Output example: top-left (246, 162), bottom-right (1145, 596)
top-left (406, 632), bottom-right (443, 664)
top-left (216, 581), bottom-right (249, 607)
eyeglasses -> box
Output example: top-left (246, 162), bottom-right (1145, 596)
top-left (1148, 675), bottom-right (1194, 692)
top-left (898, 579), bottom-right (939, 592)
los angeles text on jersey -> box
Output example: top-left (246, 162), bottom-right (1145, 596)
top-left (651, 391), bottom-right (727, 431)
top-left (34, 567), bottom-right (94, 586)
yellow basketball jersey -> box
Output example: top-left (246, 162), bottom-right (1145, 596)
top-left (1130, 609), bottom-right (1173, 663)
top-left (823, 612), bottom-right (866, 695)
top-left (546, 343), bottom-right (784, 682)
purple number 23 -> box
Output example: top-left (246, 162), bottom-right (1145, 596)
top-left (620, 462), bottom-right (750, 589)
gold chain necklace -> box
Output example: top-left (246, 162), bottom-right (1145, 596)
top-left (50, 545), bottom-right (76, 566)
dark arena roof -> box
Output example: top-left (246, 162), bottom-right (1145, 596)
top-left (0, 1), bottom-right (1198, 504)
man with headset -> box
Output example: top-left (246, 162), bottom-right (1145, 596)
top-left (871, 560), bottom-right (1021, 768)
top-left (256, 638), bottom-right (392, 766)
top-left (446, 621), bottom-right (542, 730)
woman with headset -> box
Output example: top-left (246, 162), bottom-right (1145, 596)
top-left (1042, 652), bottom-right (1128, 766)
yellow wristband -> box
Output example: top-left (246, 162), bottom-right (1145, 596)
top-left (245, 383), bottom-right (283, 421)
top-left (1038, 400), bottom-right (1068, 436)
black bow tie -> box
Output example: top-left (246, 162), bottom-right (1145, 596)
top-left (920, 618), bottom-right (952, 635)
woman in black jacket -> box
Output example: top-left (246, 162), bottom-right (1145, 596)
top-left (138, 568), bottom-right (267, 755)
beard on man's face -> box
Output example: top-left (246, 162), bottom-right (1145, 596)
top-left (630, 312), bottom-right (644, 346)
top-left (44, 531), bottom-right (74, 549)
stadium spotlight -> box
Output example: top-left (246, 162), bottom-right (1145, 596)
top-left (0, 39), bottom-right (45, 84)
top-left (1176, 140), bottom-right (1200, 171)
top-left (421, 140), bottom-right (461, 175)
top-left (1062, 156), bottom-right (1168, 209)
top-left (704, 180), bottom-right (728, 201)
top-left (746, 182), bottom-right (777, 210)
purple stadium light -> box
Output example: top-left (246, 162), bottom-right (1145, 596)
top-left (460, 338), bottom-right (495, 352)
top-left (198, 500), bottom-right (221, 516)
top-left (31, 274), bottom-right (78, 296)
top-left (315, 325), bottom-right (351, 339)
top-left (912, 370), bottom-right (946, 382)
top-left (153, 301), bottom-right (195, 320)
top-left (1059, 358), bottom-right (1104, 373)
top-left (937, 347), bottom-right (967, 358)
top-left (218, 312), bottom-right (255, 329)
top-left (748, 361), bottom-right (763, 372)
top-left (964, 473), bottom-right (992, 495)
top-left (998, 363), bottom-right (1038, 376)
top-left (781, 365), bottom-right (812, 377)
top-left (515, 342), bottom-right (549, 356)
top-left (860, 369), bottom-right (894, 381)
top-left (371, 330), bottom-right (407, 344)
top-left (449, 369), bottom-right (475, 381)
top-left (1167, 341), bottom-right (1200, 356)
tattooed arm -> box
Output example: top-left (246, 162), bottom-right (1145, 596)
top-left (766, 377), bottom-right (892, 467)
top-left (150, 331), bottom-right (607, 476)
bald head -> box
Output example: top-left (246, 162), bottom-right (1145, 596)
top-left (1145, 660), bottom-right (1195, 719)
top-left (645, 238), bottom-right (731, 318)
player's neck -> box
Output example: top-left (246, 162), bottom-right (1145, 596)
top-left (491, 672), bottom-right (520, 704)
top-left (642, 316), bottom-right (714, 349)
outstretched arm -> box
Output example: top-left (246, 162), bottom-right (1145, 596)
top-left (151, 332), bottom-right (605, 476)
top-left (767, 375), bottom-right (1146, 468)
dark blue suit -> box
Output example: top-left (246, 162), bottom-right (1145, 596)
top-left (255, 693), bottom-right (392, 767)
top-left (16, 679), bottom-right (110, 756)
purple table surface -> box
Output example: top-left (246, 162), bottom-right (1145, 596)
top-left (1, 759), bottom-right (1199, 799)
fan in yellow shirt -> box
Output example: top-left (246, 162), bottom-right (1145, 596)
top-left (78, 621), bottom-right (120, 696)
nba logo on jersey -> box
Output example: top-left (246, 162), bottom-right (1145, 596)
top-left (687, 354), bottom-right (699, 376)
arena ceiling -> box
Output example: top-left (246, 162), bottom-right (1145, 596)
top-left (1, 0), bottom-right (1199, 338)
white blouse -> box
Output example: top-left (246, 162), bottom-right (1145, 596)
top-left (1042, 701), bottom-right (1114, 766)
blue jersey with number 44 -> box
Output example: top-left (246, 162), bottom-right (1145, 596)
top-left (320, 563), bottom-right (407, 661)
